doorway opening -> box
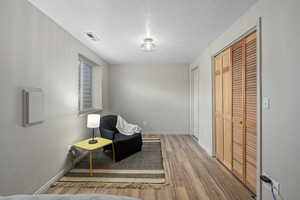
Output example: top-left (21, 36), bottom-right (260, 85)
top-left (191, 67), bottom-right (200, 140)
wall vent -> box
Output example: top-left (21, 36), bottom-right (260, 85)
top-left (84, 31), bottom-right (100, 42)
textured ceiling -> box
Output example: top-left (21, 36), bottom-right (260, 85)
top-left (28, 0), bottom-right (257, 65)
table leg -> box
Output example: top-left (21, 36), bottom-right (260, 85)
top-left (89, 151), bottom-right (93, 176)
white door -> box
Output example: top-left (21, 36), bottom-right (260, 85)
top-left (191, 67), bottom-right (199, 139)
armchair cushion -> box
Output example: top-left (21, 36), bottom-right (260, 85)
top-left (114, 132), bottom-right (141, 142)
top-left (100, 128), bottom-right (115, 140)
top-left (114, 133), bottom-right (142, 162)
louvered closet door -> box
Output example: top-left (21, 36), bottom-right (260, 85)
top-left (215, 54), bottom-right (224, 161)
top-left (231, 40), bottom-right (245, 181)
top-left (222, 49), bottom-right (232, 170)
top-left (245, 32), bottom-right (257, 193)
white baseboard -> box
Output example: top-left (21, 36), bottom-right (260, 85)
top-left (143, 132), bottom-right (189, 135)
top-left (198, 142), bottom-right (213, 156)
top-left (34, 151), bottom-right (88, 194)
top-left (33, 167), bottom-right (67, 195)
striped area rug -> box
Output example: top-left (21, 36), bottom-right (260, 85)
top-left (59, 138), bottom-right (165, 185)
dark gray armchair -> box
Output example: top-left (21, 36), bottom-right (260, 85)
top-left (99, 115), bottom-right (143, 162)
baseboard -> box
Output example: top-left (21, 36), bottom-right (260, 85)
top-left (197, 141), bottom-right (213, 156)
top-left (143, 132), bottom-right (189, 135)
top-left (33, 166), bottom-right (67, 195)
top-left (34, 151), bottom-right (88, 194)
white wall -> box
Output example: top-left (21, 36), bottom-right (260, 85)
top-left (0, 0), bottom-right (109, 195)
top-left (190, 0), bottom-right (300, 199)
top-left (109, 64), bottom-right (189, 134)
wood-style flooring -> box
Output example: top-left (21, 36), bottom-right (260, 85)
top-left (47, 135), bottom-right (254, 200)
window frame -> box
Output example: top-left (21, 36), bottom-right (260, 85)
top-left (78, 54), bottom-right (102, 115)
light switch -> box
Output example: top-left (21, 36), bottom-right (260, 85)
top-left (263, 97), bottom-right (270, 109)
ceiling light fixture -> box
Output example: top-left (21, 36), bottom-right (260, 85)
top-left (141, 38), bottom-right (156, 52)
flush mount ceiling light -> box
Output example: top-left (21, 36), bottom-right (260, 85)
top-left (84, 31), bottom-right (100, 42)
top-left (141, 38), bottom-right (156, 52)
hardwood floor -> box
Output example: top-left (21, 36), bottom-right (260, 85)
top-left (47, 135), bottom-right (253, 200)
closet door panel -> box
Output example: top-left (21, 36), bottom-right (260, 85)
top-left (246, 139), bottom-right (256, 166)
top-left (233, 160), bottom-right (243, 180)
top-left (222, 49), bottom-right (232, 170)
top-left (231, 41), bottom-right (245, 181)
top-left (233, 143), bottom-right (243, 163)
top-left (233, 126), bottom-right (243, 144)
top-left (215, 55), bottom-right (224, 161)
top-left (214, 32), bottom-right (257, 194)
top-left (246, 162), bottom-right (256, 192)
top-left (245, 32), bottom-right (257, 193)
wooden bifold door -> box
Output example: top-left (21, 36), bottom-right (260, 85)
top-left (214, 32), bottom-right (257, 194)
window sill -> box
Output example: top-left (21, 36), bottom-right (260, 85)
top-left (78, 108), bottom-right (103, 117)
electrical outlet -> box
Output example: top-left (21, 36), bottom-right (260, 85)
top-left (262, 172), bottom-right (280, 196)
top-left (272, 180), bottom-right (280, 196)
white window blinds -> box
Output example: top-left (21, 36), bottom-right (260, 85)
top-left (79, 55), bottom-right (103, 113)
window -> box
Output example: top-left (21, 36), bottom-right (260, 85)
top-left (78, 55), bottom-right (103, 113)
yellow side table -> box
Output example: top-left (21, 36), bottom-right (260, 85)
top-left (73, 137), bottom-right (114, 176)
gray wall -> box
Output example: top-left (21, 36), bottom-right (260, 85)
top-left (190, 0), bottom-right (300, 199)
top-left (0, 0), bottom-right (109, 195)
top-left (109, 64), bottom-right (189, 134)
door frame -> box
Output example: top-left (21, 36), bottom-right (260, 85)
top-left (211, 18), bottom-right (262, 199)
top-left (189, 66), bottom-right (200, 139)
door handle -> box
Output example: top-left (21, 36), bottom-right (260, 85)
top-left (239, 121), bottom-right (243, 125)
